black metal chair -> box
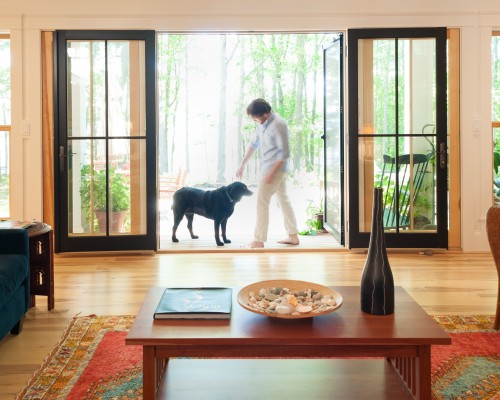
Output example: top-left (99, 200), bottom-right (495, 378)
top-left (378, 153), bottom-right (432, 229)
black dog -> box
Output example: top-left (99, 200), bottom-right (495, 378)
top-left (171, 181), bottom-right (253, 246)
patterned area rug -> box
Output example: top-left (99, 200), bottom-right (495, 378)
top-left (16, 315), bottom-right (499, 399)
top-left (430, 315), bottom-right (499, 400)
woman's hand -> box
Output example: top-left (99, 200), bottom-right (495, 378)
top-left (236, 166), bottom-right (244, 180)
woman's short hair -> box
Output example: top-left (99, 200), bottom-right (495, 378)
top-left (246, 98), bottom-right (272, 117)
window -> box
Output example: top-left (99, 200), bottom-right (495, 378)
top-left (0, 35), bottom-right (10, 218)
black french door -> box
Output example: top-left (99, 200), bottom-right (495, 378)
top-left (323, 34), bottom-right (345, 245)
top-left (54, 30), bottom-right (157, 252)
top-left (347, 28), bottom-right (448, 248)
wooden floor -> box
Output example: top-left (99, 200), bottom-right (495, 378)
top-left (0, 250), bottom-right (497, 399)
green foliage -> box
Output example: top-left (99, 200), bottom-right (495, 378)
top-left (492, 37), bottom-right (500, 121)
top-left (375, 176), bottom-right (410, 218)
top-left (492, 37), bottom-right (500, 201)
top-left (495, 129), bottom-right (500, 174)
top-left (376, 166), bottom-right (435, 224)
top-left (299, 199), bottom-right (324, 235)
top-left (494, 151), bottom-right (500, 176)
top-left (494, 177), bottom-right (500, 198)
top-left (80, 166), bottom-right (130, 224)
top-left (157, 33), bottom-right (334, 184)
top-left (494, 149), bottom-right (500, 199)
top-left (0, 174), bottom-right (8, 186)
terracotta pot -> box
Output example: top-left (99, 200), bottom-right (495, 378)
top-left (95, 210), bottom-right (127, 233)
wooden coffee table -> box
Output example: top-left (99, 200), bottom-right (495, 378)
top-left (126, 286), bottom-right (450, 400)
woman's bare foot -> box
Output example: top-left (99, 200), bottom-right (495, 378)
top-left (241, 241), bottom-right (265, 249)
top-left (277, 234), bottom-right (300, 245)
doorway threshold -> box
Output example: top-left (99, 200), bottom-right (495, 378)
top-left (158, 231), bottom-right (345, 253)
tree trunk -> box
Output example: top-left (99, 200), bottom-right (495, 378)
top-left (237, 39), bottom-right (246, 165)
top-left (161, 40), bottom-right (172, 175)
top-left (184, 42), bottom-right (190, 173)
top-left (217, 36), bottom-right (227, 183)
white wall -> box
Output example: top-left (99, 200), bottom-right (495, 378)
top-left (1, 0), bottom-right (499, 251)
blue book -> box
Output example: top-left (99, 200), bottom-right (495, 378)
top-left (154, 287), bottom-right (232, 320)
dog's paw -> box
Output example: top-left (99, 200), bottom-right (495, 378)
top-left (223, 238), bottom-right (231, 244)
top-left (191, 235), bottom-right (199, 239)
top-left (172, 237), bottom-right (179, 243)
top-left (216, 241), bottom-right (224, 246)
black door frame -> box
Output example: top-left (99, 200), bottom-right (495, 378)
top-left (347, 27), bottom-right (448, 249)
top-left (54, 30), bottom-right (157, 252)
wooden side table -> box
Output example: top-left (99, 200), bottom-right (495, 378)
top-left (0, 220), bottom-right (54, 310)
top-left (26, 222), bottom-right (54, 311)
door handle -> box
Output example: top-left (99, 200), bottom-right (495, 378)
top-left (59, 146), bottom-right (76, 172)
top-left (438, 143), bottom-right (446, 170)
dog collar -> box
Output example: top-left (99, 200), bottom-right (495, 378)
top-left (225, 189), bottom-right (234, 203)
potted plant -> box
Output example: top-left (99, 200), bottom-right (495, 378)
top-left (299, 200), bottom-right (326, 236)
top-left (80, 165), bottom-right (130, 232)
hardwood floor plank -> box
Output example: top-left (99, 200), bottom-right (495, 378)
top-left (0, 251), bottom-right (497, 399)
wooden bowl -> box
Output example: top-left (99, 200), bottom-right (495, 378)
top-left (237, 279), bottom-right (343, 319)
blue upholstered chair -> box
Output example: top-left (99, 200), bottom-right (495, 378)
top-left (0, 228), bottom-right (30, 339)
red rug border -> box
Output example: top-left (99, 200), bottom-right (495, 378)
top-left (15, 314), bottom-right (497, 399)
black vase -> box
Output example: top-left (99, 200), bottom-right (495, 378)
top-left (360, 187), bottom-right (395, 315)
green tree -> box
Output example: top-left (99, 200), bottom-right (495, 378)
top-left (158, 35), bottom-right (185, 175)
top-left (157, 33), bottom-right (335, 185)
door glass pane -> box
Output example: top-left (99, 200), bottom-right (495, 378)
top-left (109, 138), bottom-right (147, 235)
top-left (398, 39), bottom-right (436, 135)
top-left (358, 136), bottom-right (436, 233)
top-left (0, 37), bottom-right (10, 218)
top-left (0, 38), bottom-right (10, 125)
top-left (357, 37), bottom-right (437, 233)
top-left (495, 127), bottom-right (500, 203)
top-left (69, 138), bottom-right (106, 236)
top-left (324, 38), bottom-right (343, 241)
top-left (67, 41), bottom-right (106, 138)
top-left (66, 39), bottom-right (147, 237)
top-left (108, 41), bottom-right (146, 138)
top-left (358, 39), bottom-right (396, 136)
top-left (0, 130), bottom-right (8, 218)
top-left (493, 35), bottom-right (500, 204)
top-left (68, 138), bottom-right (147, 236)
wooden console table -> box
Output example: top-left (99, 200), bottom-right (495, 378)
top-left (0, 220), bottom-right (54, 310)
top-left (126, 286), bottom-right (451, 400)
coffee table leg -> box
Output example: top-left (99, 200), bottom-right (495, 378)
top-left (143, 346), bottom-right (156, 400)
top-left (388, 346), bottom-right (431, 400)
top-left (416, 345), bottom-right (431, 400)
